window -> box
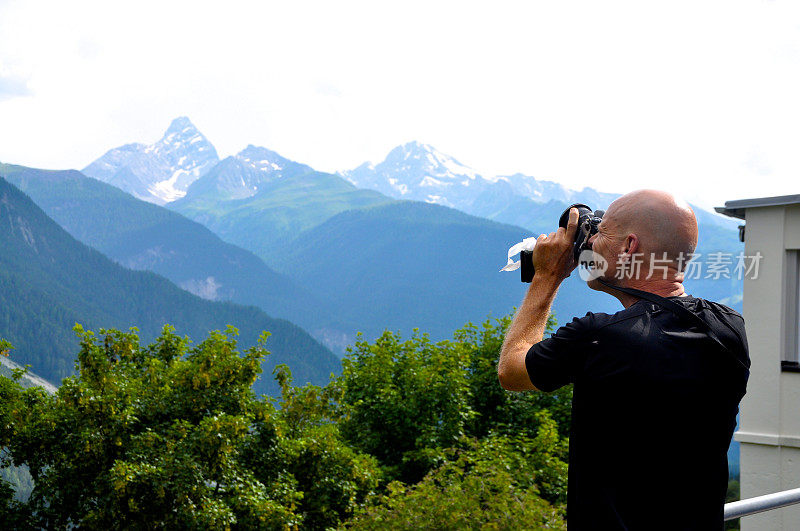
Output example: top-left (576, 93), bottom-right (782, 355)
top-left (783, 250), bottom-right (800, 371)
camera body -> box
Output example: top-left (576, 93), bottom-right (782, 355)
top-left (520, 203), bottom-right (605, 283)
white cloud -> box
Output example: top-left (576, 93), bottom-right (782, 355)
top-left (743, 147), bottom-right (773, 177)
top-left (0, 0), bottom-right (799, 207)
top-left (0, 71), bottom-right (30, 101)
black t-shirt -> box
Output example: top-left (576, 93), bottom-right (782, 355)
top-left (526, 295), bottom-right (749, 530)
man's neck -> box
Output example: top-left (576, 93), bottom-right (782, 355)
top-left (605, 277), bottom-right (687, 309)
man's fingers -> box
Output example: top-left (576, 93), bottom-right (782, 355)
top-left (566, 207), bottom-right (579, 240)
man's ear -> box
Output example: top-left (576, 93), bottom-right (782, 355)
top-left (621, 234), bottom-right (640, 258)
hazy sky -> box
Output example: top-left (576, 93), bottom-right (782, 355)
top-left (1, 0), bottom-right (799, 210)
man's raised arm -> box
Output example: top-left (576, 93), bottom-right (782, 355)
top-left (498, 208), bottom-right (578, 391)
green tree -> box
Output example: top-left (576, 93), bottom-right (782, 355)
top-left (347, 428), bottom-right (566, 530)
top-left (3, 325), bottom-right (296, 528)
top-left (338, 328), bottom-right (473, 484)
top-left (242, 366), bottom-right (381, 530)
top-left (725, 479), bottom-right (740, 531)
top-left (0, 325), bottom-right (380, 529)
top-left (0, 341), bottom-right (37, 526)
top-left (463, 314), bottom-right (573, 442)
top-left (336, 314), bottom-right (570, 499)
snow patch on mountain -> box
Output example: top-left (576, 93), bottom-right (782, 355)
top-left (176, 144), bottom-right (315, 203)
top-left (239, 152), bottom-right (284, 172)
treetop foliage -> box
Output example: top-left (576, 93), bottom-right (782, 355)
top-left (0, 314), bottom-right (569, 529)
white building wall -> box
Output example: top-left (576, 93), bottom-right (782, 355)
top-left (738, 205), bottom-right (800, 530)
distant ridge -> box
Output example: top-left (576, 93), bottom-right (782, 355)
top-left (170, 147), bottom-right (391, 264)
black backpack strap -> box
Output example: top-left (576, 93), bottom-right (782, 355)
top-left (596, 278), bottom-right (749, 371)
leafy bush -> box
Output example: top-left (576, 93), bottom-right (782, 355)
top-left (348, 432), bottom-right (566, 530)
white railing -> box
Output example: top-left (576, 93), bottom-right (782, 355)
top-left (724, 487), bottom-right (800, 521)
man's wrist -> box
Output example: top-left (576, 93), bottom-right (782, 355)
top-left (523, 274), bottom-right (562, 314)
top-left (529, 272), bottom-right (563, 291)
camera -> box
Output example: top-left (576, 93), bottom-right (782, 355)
top-left (520, 203), bottom-right (605, 283)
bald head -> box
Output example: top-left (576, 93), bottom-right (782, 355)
top-left (605, 189), bottom-right (698, 267)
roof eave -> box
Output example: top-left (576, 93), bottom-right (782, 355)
top-left (715, 193), bottom-right (800, 220)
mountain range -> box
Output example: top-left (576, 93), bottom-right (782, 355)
top-left (342, 141), bottom-right (740, 236)
top-left (342, 141), bottom-right (619, 216)
top-left (83, 118), bottom-right (739, 256)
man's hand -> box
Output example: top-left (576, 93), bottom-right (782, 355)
top-left (531, 207), bottom-right (580, 281)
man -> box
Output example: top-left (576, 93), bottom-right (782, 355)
top-left (497, 190), bottom-right (749, 530)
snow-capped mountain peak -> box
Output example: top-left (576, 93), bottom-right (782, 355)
top-left (340, 141), bottom-right (622, 219)
top-left (165, 116), bottom-right (195, 136)
top-left (235, 145), bottom-right (289, 173)
top-left (342, 141), bottom-right (481, 204)
top-left (83, 117), bottom-right (219, 205)
top-left (177, 144), bottom-right (315, 203)
top-left (387, 141), bottom-right (479, 182)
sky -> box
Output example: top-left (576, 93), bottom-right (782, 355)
top-left (1, 0), bottom-right (799, 211)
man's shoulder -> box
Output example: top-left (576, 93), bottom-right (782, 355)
top-left (639, 295), bottom-right (749, 367)
top-left (672, 295), bottom-right (740, 313)
top-left (567, 296), bottom-right (744, 333)
top-left (567, 304), bottom-right (648, 333)
top-left (697, 298), bottom-right (744, 321)
top-left (679, 296), bottom-right (748, 353)
top-left (671, 296), bottom-right (746, 330)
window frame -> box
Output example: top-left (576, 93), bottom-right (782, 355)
top-left (782, 250), bottom-right (800, 371)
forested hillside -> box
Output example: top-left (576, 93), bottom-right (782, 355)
top-left (272, 200), bottom-right (620, 341)
top-left (0, 163), bottom-right (356, 350)
top-left (0, 177), bottom-right (339, 396)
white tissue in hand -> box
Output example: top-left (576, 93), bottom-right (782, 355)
top-left (500, 237), bottom-right (537, 272)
